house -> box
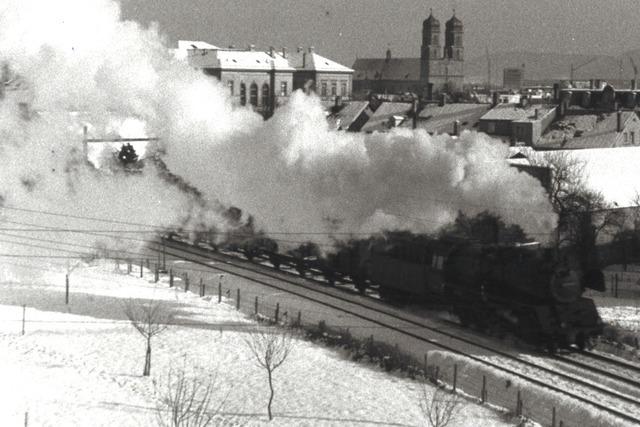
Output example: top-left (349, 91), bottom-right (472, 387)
top-left (360, 102), bottom-right (413, 133)
top-left (404, 102), bottom-right (491, 134)
top-left (535, 109), bottom-right (640, 150)
top-left (326, 101), bottom-right (372, 132)
top-left (286, 47), bottom-right (354, 102)
top-left (478, 103), bottom-right (556, 145)
top-left (186, 44), bottom-right (353, 116)
top-left (187, 46), bottom-right (295, 117)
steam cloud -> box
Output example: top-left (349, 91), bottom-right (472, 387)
top-left (0, 0), bottom-right (556, 279)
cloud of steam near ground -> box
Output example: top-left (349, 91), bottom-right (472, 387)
top-left (0, 0), bottom-right (556, 276)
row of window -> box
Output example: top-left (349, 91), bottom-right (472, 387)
top-left (319, 80), bottom-right (349, 97)
top-left (227, 81), bottom-right (289, 107)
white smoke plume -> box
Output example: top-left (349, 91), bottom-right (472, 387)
top-left (0, 0), bottom-right (213, 279)
top-left (159, 91), bottom-right (557, 247)
top-left (0, 0), bottom-right (556, 281)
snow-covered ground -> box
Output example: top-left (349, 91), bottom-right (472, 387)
top-left (0, 260), bottom-right (517, 426)
top-left (598, 303), bottom-right (640, 333)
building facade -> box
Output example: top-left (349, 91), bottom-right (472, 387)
top-left (186, 43), bottom-right (353, 116)
top-left (352, 11), bottom-right (464, 99)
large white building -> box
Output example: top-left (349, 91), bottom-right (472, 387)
top-left (182, 41), bottom-right (353, 117)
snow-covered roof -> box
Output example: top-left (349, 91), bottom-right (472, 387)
top-left (187, 48), bottom-right (295, 72)
top-left (175, 40), bottom-right (220, 60)
top-left (287, 50), bottom-right (353, 73)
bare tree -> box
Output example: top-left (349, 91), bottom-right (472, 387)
top-left (155, 363), bottom-right (228, 427)
top-left (243, 326), bottom-right (294, 421)
top-left (123, 299), bottom-right (173, 376)
top-left (419, 385), bottom-right (463, 427)
top-left (530, 151), bottom-right (625, 249)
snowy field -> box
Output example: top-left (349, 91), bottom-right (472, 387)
top-left (0, 260), bottom-right (517, 426)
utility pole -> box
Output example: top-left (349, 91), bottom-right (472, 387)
top-left (486, 46), bottom-right (491, 90)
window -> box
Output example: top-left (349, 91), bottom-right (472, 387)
top-left (280, 81), bottom-right (288, 96)
top-left (632, 131), bottom-right (636, 145)
top-left (340, 82), bottom-right (347, 97)
top-left (487, 122), bottom-right (496, 133)
top-left (240, 83), bottom-right (246, 106)
top-left (625, 132), bottom-right (629, 143)
top-left (228, 81), bottom-right (234, 96)
top-left (249, 83), bottom-right (258, 107)
top-left (321, 81), bottom-right (327, 97)
top-left (331, 81), bottom-right (337, 96)
top-left (261, 83), bottom-right (270, 107)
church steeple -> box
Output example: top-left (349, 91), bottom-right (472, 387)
top-left (422, 8), bottom-right (441, 60)
top-left (445, 11), bottom-right (464, 60)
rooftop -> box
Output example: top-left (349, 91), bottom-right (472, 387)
top-left (352, 57), bottom-right (421, 81)
top-left (287, 50), bottom-right (353, 73)
top-left (400, 102), bottom-right (490, 134)
top-left (361, 102), bottom-right (413, 133)
top-left (536, 111), bottom-right (638, 149)
top-left (187, 48), bottom-right (295, 71)
top-left (480, 104), bottom-right (555, 122)
top-left (326, 101), bottom-right (371, 131)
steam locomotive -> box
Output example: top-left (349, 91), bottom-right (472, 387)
top-left (174, 207), bottom-right (635, 351)
top-left (181, 226), bottom-right (610, 352)
top-left (366, 237), bottom-right (605, 352)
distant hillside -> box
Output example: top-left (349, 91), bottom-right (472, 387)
top-left (465, 50), bottom-right (640, 86)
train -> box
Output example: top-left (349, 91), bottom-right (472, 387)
top-left (172, 212), bottom-right (638, 352)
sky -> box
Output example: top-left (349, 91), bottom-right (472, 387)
top-left (120, 0), bottom-right (640, 66)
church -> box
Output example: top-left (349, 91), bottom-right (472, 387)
top-left (352, 11), bottom-right (464, 99)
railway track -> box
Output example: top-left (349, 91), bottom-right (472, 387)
top-left (151, 237), bottom-right (640, 425)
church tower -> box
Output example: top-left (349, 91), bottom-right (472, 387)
top-left (444, 12), bottom-right (464, 61)
top-left (420, 10), bottom-right (441, 95)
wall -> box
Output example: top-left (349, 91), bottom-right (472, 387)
top-left (219, 70), bottom-right (294, 113)
top-left (478, 119), bottom-right (511, 136)
top-left (316, 72), bottom-right (353, 101)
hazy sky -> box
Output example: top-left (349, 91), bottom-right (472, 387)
top-left (121, 0), bottom-right (640, 65)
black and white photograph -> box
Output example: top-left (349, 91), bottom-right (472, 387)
top-left (1, 1), bottom-right (640, 425)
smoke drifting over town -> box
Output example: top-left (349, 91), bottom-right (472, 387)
top-left (0, 0), bottom-right (555, 272)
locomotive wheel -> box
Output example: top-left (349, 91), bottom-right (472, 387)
top-left (575, 333), bottom-right (586, 351)
top-left (269, 256), bottom-right (280, 270)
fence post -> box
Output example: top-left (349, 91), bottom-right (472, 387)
top-left (24, 411), bottom-right (28, 427)
top-left (297, 310), bottom-right (301, 326)
top-left (127, 260), bottom-right (132, 274)
top-left (162, 240), bottom-right (166, 271)
top-left (200, 278), bottom-right (205, 297)
top-left (516, 390), bottom-right (522, 416)
top-left (146, 258), bottom-right (150, 270)
top-left (435, 366), bottom-right (439, 382)
top-left (453, 364), bottom-right (458, 392)
top-left (184, 273), bottom-right (189, 292)
top-left (140, 259), bottom-right (143, 278)
top-left (255, 296), bottom-right (259, 316)
top-left (275, 303), bottom-right (280, 323)
top-left (615, 273), bottom-right (619, 298)
top-left (169, 269), bottom-right (174, 287)
top-left (218, 282), bottom-right (222, 303)
top-left (481, 375), bottom-right (487, 403)
top-left (154, 266), bottom-right (159, 283)
top-left (65, 274), bottom-right (69, 305)
top-left (424, 354), bottom-right (428, 377)
top-left (21, 305), bottom-right (25, 336)
top-left (236, 289), bottom-right (240, 310)
top-left (552, 406), bottom-right (556, 427)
